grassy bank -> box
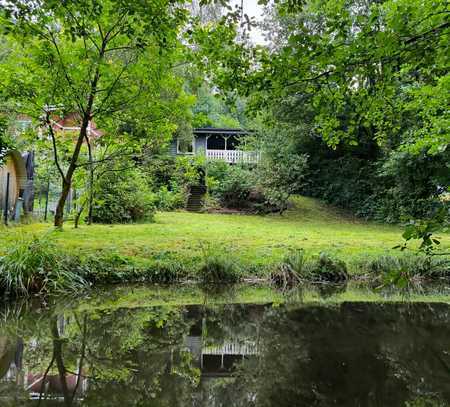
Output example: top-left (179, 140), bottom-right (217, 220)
top-left (0, 196), bottom-right (448, 295)
top-left (1, 197), bottom-right (433, 264)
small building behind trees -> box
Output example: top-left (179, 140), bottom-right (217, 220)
top-left (171, 128), bottom-right (259, 164)
top-left (0, 150), bottom-right (34, 222)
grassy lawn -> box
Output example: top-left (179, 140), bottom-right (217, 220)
top-left (2, 196), bottom-right (447, 272)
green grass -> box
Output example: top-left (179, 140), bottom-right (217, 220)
top-left (0, 196), bottom-right (448, 274)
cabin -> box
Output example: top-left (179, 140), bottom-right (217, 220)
top-left (169, 128), bottom-right (259, 211)
top-left (170, 127), bottom-right (259, 164)
top-left (0, 150), bottom-right (34, 222)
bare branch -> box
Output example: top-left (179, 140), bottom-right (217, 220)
top-left (45, 113), bottom-right (67, 183)
top-left (46, 27), bottom-right (86, 114)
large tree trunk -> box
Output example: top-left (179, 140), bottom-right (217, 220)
top-left (54, 179), bottom-right (72, 228)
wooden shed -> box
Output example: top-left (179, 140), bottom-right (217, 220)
top-left (0, 150), bottom-right (28, 219)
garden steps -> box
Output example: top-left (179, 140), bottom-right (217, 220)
top-left (186, 185), bottom-right (206, 212)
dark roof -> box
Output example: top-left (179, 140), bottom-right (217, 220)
top-left (193, 128), bottom-right (251, 136)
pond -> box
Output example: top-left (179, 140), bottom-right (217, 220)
top-left (0, 284), bottom-right (449, 406)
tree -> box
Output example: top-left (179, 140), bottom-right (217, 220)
top-left (247, 0), bottom-right (449, 153)
top-left (198, 0), bottom-right (449, 221)
top-left (0, 0), bottom-right (191, 227)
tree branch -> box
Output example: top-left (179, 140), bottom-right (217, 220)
top-left (45, 113), bottom-right (67, 183)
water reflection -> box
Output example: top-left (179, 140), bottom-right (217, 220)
top-left (0, 298), bottom-right (449, 406)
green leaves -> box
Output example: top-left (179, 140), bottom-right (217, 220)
top-left (228, 0), bottom-right (449, 155)
top-left (394, 206), bottom-right (449, 257)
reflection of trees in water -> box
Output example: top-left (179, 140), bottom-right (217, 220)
top-left (226, 303), bottom-right (450, 407)
top-left (0, 302), bottom-right (449, 406)
top-left (1, 306), bottom-right (199, 406)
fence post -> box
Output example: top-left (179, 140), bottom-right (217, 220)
top-left (3, 172), bottom-right (10, 226)
top-left (44, 178), bottom-right (50, 221)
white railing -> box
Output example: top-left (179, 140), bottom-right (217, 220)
top-left (206, 149), bottom-right (259, 163)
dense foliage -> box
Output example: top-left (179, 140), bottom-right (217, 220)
top-left (0, 0), bottom-right (198, 227)
top-left (91, 166), bottom-right (155, 224)
top-left (297, 133), bottom-right (449, 222)
top-left (199, 0), bottom-right (449, 223)
top-left (0, 115), bottom-right (13, 165)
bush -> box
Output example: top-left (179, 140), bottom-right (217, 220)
top-left (256, 127), bottom-right (309, 212)
top-left (143, 154), bottom-right (207, 211)
top-left (212, 165), bottom-right (254, 209)
top-left (199, 248), bottom-right (241, 284)
top-left (174, 155), bottom-right (205, 187)
top-left (361, 254), bottom-right (450, 282)
top-left (92, 167), bottom-right (155, 223)
top-left (153, 185), bottom-right (185, 211)
top-left (272, 250), bottom-right (348, 285)
top-left (301, 134), bottom-right (448, 223)
top-left (67, 251), bottom-right (135, 284)
top-left (0, 235), bottom-right (87, 296)
top-left (271, 249), bottom-right (305, 289)
top-left (306, 253), bottom-right (349, 283)
top-left (207, 160), bottom-right (231, 185)
top-left (142, 260), bottom-right (188, 283)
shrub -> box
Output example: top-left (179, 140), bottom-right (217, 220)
top-left (256, 127), bottom-right (308, 213)
top-left (67, 251), bottom-right (135, 284)
top-left (143, 260), bottom-right (188, 283)
top-left (153, 185), bottom-right (185, 211)
top-left (92, 167), bottom-right (155, 223)
top-left (361, 254), bottom-right (450, 283)
top-left (144, 154), bottom-right (205, 211)
top-left (199, 249), bottom-right (241, 284)
top-left (202, 193), bottom-right (221, 211)
top-left (0, 235), bottom-right (87, 296)
top-left (174, 155), bottom-right (205, 187)
top-left (207, 160), bottom-right (231, 185)
top-left (306, 253), bottom-right (349, 283)
top-left (212, 165), bottom-right (254, 209)
top-left (271, 249), bottom-right (305, 289)
top-left (301, 136), bottom-right (448, 223)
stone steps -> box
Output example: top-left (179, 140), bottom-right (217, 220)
top-left (186, 185), bottom-right (206, 212)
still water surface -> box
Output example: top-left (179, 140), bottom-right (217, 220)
top-left (0, 284), bottom-right (449, 406)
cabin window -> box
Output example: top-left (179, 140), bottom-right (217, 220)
top-left (206, 135), bottom-right (225, 150)
top-left (177, 137), bottom-right (194, 154)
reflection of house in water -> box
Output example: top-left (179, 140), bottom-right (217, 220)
top-left (185, 306), bottom-right (261, 378)
top-left (1, 305), bottom-right (264, 403)
top-left (1, 323), bottom-right (88, 403)
top-left (186, 335), bottom-right (258, 377)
